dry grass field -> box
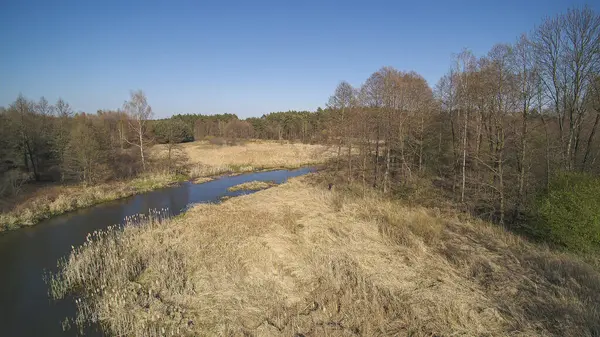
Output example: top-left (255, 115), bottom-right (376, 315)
top-left (1, 141), bottom-right (332, 231)
top-left (177, 140), bottom-right (335, 177)
top-left (51, 176), bottom-right (600, 336)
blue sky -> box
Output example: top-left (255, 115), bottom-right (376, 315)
top-left (1, 0), bottom-right (597, 118)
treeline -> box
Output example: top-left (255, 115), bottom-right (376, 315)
top-left (0, 91), bottom-right (332, 198)
top-left (157, 110), bottom-right (329, 143)
top-left (323, 7), bottom-right (600, 251)
top-left (0, 91), bottom-right (160, 198)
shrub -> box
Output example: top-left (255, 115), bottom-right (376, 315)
top-left (207, 137), bottom-right (227, 146)
top-left (535, 172), bottom-right (600, 253)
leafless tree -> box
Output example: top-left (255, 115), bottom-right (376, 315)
top-left (534, 7), bottom-right (600, 170)
top-left (328, 81), bottom-right (355, 176)
top-left (583, 75), bottom-right (600, 170)
top-left (123, 90), bottom-right (153, 171)
top-left (455, 50), bottom-right (477, 202)
top-left (511, 34), bottom-right (538, 212)
top-left (361, 71), bottom-right (385, 188)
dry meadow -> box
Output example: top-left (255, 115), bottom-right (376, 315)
top-left (51, 176), bottom-right (600, 336)
top-left (176, 140), bottom-right (335, 177)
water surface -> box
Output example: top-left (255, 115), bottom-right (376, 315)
top-left (0, 168), bottom-right (313, 337)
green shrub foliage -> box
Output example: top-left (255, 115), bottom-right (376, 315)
top-left (536, 172), bottom-right (600, 253)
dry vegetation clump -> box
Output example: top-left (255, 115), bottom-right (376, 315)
top-left (227, 180), bottom-right (277, 192)
top-left (191, 176), bottom-right (214, 184)
top-left (51, 176), bottom-right (600, 336)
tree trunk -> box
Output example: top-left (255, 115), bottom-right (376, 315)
top-left (383, 145), bottom-right (390, 194)
top-left (336, 139), bottom-right (342, 172)
top-left (516, 105), bottom-right (528, 215)
top-left (542, 116), bottom-right (551, 190)
top-left (119, 121), bottom-right (125, 150)
top-left (139, 127), bottom-right (145, 171)
top-left (347, 142), bottom-right (352, 182)
top-left (461, 108), bottom-right (468, 203)
top-left (362, 141), bottom-right (367, 192)
top-left (25, 141), bottom-right (40, 181)
top-left (373, 123), bottom-right (380, 188)
top-left (450, 115), bottom-right (457, 195)
top-left (498, 132), bottom-right (505, 227)
top-left (582, 111), bottom-right (600, 171)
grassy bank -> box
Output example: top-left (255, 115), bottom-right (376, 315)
top-left (50, 175), bottom-right (600, 336)
top-left (0, 172), bottom-right (181, 231)
top-left (1, 141), bottom-right (333, 232)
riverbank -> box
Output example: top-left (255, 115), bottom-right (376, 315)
top-left (0, 173), bottom-right (182, 231)
top-left (0, 141), bottom-right (334, 232)
top-left (51, 175), bottom-right (600, 336)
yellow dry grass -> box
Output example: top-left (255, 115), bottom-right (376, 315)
top-left (51, 176), bottom-right (600, 336)
top-left (0, 172), bottom-right (177, 231)
top-left (227, 180), bottom-right (276, 192)
top-left (177, 140), bottom-right (335, 177)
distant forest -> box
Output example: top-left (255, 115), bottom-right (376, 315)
top-left (0, 98), bottom-right (332, 184)
top-left (2, 6), bottom-right (600, 249)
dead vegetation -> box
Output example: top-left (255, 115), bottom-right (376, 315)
top-left (0, 172), bottom-right (177, 231)
top-left (176, 140), bottom-right (334, 177)
top-left (227, 180), bottom-right (277, 192)
top-left (50, 175), bottom-right (600, 336)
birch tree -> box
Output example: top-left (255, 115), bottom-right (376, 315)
top-left (123, 90), bottom-right (153, 171)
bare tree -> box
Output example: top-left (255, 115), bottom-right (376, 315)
top-left (54, 98), bottom-right (73, 180)
top-left (362, 71), bottom-right (385, 188)
top-left (456, 50), bottom-right (477, 202)
top-left (435, 70), bottom-right (460, 193)
top-left (534, 7), bottom-right (600, 170)
top-left (512, 34), bottom-right (538, 213)
top-left (35, 97), bottom-right (53, 115)
top-left (123, 90), bottom-right (153, 171)
top-left (583, 75), bottom-right (600, 170)
top-left (328, 81), bottom-right (355, 177)
top-left (487, 44), bottom-right (516, 225)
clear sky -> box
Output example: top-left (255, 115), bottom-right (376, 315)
top-left (1, 0), bottom-right (598, 118)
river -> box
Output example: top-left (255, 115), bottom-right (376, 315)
top-left (0, 168), bottom-right (314, 337)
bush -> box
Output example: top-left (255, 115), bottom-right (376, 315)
top-left (207, 136), bottom-right (227, 146)
top-left (535, 172), bottom-right (600, 253)
top-left (0, 170), bottom-right (31, 197)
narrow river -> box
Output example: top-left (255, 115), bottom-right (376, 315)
top-left (0, 168), bottom-right (314, 337)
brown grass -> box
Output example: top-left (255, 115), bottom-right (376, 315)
top-left (174, 140), bottom-right (335, 177)
top-left (191, 177), bottom-right (214, 184)
top-left (0, 172), bottom-right (177, 231)
top-left (227, 180), bottom-right (277, 192)
top-left (51, 175), bottom-right (600, 336)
